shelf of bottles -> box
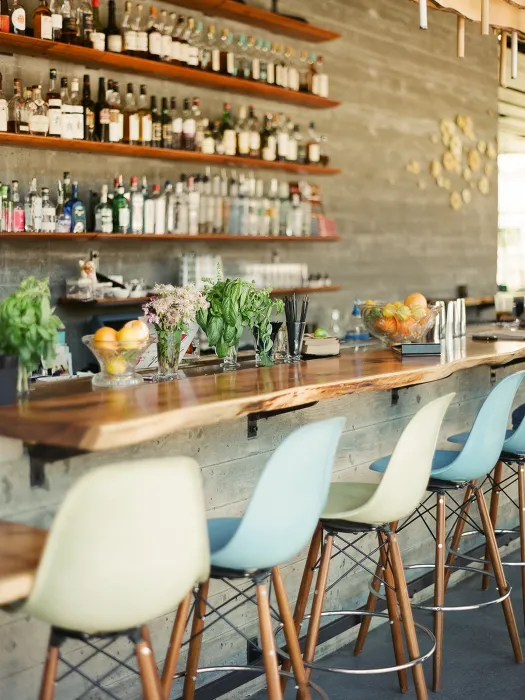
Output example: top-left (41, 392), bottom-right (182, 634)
top-left (0, 232), bottom-right (340, 242)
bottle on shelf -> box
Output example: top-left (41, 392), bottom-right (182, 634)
top-left (60, 0), bottom-right (77, 43)
top-left (276, 113), bottom-right (289, 162)
top-left (185, 18), bottom-right (201, 69)
top-left (200, 118), bottom-right (214, 155)
top-left (171, 15), bottom-right (185, 65)
top-left (76, 0), bottom-right (93, 47)
top-left (161, 11), bottom-right (174, 63)
top-left (122, 1), bottom-right (136, 55)
top-left (105, 0), bottom-right (121, 52)
top-left (137, 84), bottom-right (151, 146)
top-left (60, 77), bottom-right (74, 139)
top-left (22, 87), bottom-right (33, 133)
top-left (95, 76), bottom-right (111, 142)
top-left (219, 102), bottom-right (236, 157)
top-left (28, 86), bottom-right (49, 136)
top-left (236, 106), bottom-right (250, 158)
top-left (220, 29), bottom-right (236, 76)
top-left (95, 184), bottom-right (113, 232)
top-left (0, 0), bottom-right (9, 32)
top-left (151, 95), bottom-right (161, 148)
top-left (70, 77), bottom-right (84, 140)
top-left (10, 0), bottom-right (25, 34)
top-left (151, 183), bottom-right (165, 234)
top-left (82, 74), bottom-right (96, 141)
top-left (90, 0), bottom-right (105, 50)
top-left (112, 182), bottom-right (130, 233)
top-left (261, 113), bottom-right (276, 162)
top-left (306, 122), bottom-right (321, 164)
top-left (55, 179), bottom-right (71, 231)
top-left (134, 4), bottom-right (148, 58)
top-left (33, 0), bottom-right (53, 40)
top-left (46, 69), bottom-right (62, 138)
top-left (201, 24), bottom-right (220, 72)
top-left (48, 0), bottom-right (62, 40)
top-left (123, 83), bottom-right (139, 145)
top-left (181, 97), bottom-right (196, 151)
top-left (236, 34), bottom-right (250, 80)
top-left (171, 97), bottom-right (182, 149)
top-left (147, 6), bottom-right (162, 61)
top-left (287, 48), bottom-right (300, 91)
top-left (129, 176), bottom-right (144, 233)
top-left (247, 36), bottom-right (259, 81)
top-left (41, 187), bottom-right (56, 232)
top-left (161, 96), bottom-right (172, 149)
top-left (25, 177), bottom-right (42, 232)
top-left (187, 175), bottom-right (199, 235)
top-left (313, 56), bottom-right (329, 97)
top-left (108, 81), bottom-right (122, 143)
top-left (142, 176), bottom-right (154, 232)
top-left (263, 40), bottom-right (275, 85)
top-left (7, 78), bottom-right (24, 133)
top-left (307, 52), bottom-right (317, 93)
top-left (64, 180), bottom-right (86, 232)
top-left (0, 73), bottom-right (6, 133)
top-left (11, 181), bottom-right (25, 232)
top-left (247, 106), bottom-right (261, 158)
top-left (62, 171), bottom-right (72, 201)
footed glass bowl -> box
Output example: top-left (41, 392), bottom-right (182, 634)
top-left (359, 302), bottom-right (439, 345)
top-left (82, 334), bottom-right (153, 388)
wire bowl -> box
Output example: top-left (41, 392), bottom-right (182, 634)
top-left (83, 334), bottom-right (153, 387)
top-left (359, 302), bottom-right (439, 345)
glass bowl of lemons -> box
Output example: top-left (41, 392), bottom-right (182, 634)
top-left (83, 320), bottom-right (152, 387)
top-left (359, 293), bottom-right (439, 345)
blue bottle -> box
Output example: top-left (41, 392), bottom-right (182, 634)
top-left (64, 180), bottom-right (87, 233)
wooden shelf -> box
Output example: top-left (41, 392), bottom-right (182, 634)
top-left (58, 285), bottom-right (341, 308)
top-left (0, 132), bottom-right (340, 175)
top-left (168, 0), bottom-right (340, 43)
top-left (0, 232), bottom-right (340, 242)
top-left (0, 35), bottom-right (340, 110)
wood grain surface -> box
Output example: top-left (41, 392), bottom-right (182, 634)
top-left (0, 522), bottom-right (47, 606)
top-left (1, 340), bottom-right (524, 452)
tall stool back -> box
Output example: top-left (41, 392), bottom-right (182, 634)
top-left (209, 417), bottom-right (345, 571)
top-left (25, 457), bottom-right (210, 634)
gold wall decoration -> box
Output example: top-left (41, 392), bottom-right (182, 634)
top-left (405, 114), bottom-right (496, 211)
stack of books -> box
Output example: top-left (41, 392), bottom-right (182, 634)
top-left (302, 335), bottom-right (340, 357)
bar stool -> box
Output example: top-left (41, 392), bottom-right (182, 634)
top-left (447, 398), bottom-right (525, 621)
top-left (26, 456), bottom-right (210, 700)
top-left (284, 393), bottom-right (455, 700)
top-left (162, 417), bottom-right (345, 700)
top-left (358, 371), bottom-right (525, 692)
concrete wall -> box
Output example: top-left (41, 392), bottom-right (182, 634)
top-left (0, 0), bottom-right (499, 369)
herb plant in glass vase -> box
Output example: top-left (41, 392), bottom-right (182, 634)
top-left (0, 277), bottom-right (64, 397)
top-left (143, 284), bottom-right (208, 381)
top-left (250, 289), bottom-right (284, 366)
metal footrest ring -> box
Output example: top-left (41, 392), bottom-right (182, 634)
top-left (449, 528), bottom-right (525, 567)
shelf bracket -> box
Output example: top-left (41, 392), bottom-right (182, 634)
top-left (247, 401), bottom-right (318, 439)
top-left (27, 444), bottom-right (88, 488)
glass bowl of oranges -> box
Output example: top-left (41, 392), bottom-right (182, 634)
top-left (359, 293), bottom-right (439, 345)
top-left (83, 320), bottom-right (152, 388)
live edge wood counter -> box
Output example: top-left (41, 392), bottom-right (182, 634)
top-left (0, 340), bottom-right (524, 452)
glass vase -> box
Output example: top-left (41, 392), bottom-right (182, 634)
top-left (17, 365), bottom-right (30, 398)
top-left (156, 327), bottom-right (183, 380)
top-left (221, 344), bottom-right (240, 371)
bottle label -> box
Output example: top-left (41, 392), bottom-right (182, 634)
top-left (141, 114), bottom-right (152, 143)
top-left (172, 116), bottom-right (182, 134)
top-left (128, 113), bottom-right (139, 141)
top-left (109, 110), bottom-right (121, 142)
top-left (226, 52), bottom-right (235, 75)
top-left (40, 15), bottom-right (53, 39)
top-left (312, 74), bottom-right (320, 96)
top-left (0, 99), bottom-right (7, 132)
top-left (252, 58), bottom-right (260, 81)
top-left (137, 30), bottom-right (148, 52)
top-left (149, 31), bottom-right (162, 56)
top-left (182, 118), bottom-right (196, 137)
top-left (161, 34), bottom-right (172, 58)
top-left (55, 212), bottom-right (71, 232)
top-left (41, 206), bottom-right (56, 232)
top-left (96, 209), bottom-right (113, 233)
top-left (222, 128), bottom-right (236, 156)
top-left (11, 7), bottom-right (25, 30)
top-left (99, 107), bottom-right (110, 125)
top-left (162, 123), bottom-right (172, 142)
top-left (277, 132), bottom-right (288, 157)
top-left (267, 62), bottom-right (275, 84)
top-left (107, 34), bottom-right (122, 52)
top-left (72, 204), bottom-right (86, 233)
top-left (308, 143), bottom-right (320, 163)
top-left (61, 108), bottom-right (74, 139)
top-left (130, 197), bottom-right (144, 233)
top-left (85, 107), bottom-right (95, 133)
top-left (171, 40), bottom-right (181, 62)
top-left (118, 112), bottom-right (124, 141)
top-left (124, 29), bottom-right (137, 51)
top-left (48, 98), bottom-right (61, 107)
top-left (152, 122), bottom-right (161, 142)
top-left (51, 11), bottom-right (62, 28)
top-left (249, 132), bottom-right (260, 153)
top-left (237, 131), bottom-right (250, 155)
top-left (187, 46), bottom-right (199, 67)
top-left (0, 15), bottom-right (9, 32)
top-left (29, 114), bottom-right (49, 134)
top-left (262, 135), bottom-right (276, 161)
top-left (211, 48), bottom-right (220, 72)
top-left (202, 136), bottom-right (215, 154)
top-left (318, 74), bottom-right (329, 98)
top-left (179, 43), bottom-right (189, 64)
top-left (48, 107), bottom-right (61, 136)
top-left (288, 67), bottom-right (299, 91)
top-left (287, 138), bottom-right (298, 162)
top-left (118, 207), bottom-right (130, 228)
top-left (13, 209), bottom-right (25, 232)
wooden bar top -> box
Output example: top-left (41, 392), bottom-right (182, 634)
top-left (1, 339), bottom-right (524, 452)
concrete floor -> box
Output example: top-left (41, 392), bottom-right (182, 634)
top-left (251, 550), bottom-right (525, 700)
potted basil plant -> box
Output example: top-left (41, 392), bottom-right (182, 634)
top-left (0, 277), bottom-right (63, 398)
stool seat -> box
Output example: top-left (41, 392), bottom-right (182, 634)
top-left (321, 482), bottom-right (378, 522)
top-left (370, 450), bottom-right (460, 479)
top-left (207, 518), bottom-right (242, 565)
top-left (448, 428), bottom-right (515, 447)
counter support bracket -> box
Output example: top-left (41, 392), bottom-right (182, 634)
top-left (27, 445), bottom-right (89, 488)
top-left (247, 402), bottom-right (318, 439)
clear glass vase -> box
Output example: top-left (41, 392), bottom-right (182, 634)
top-left (221, 344), bottom-right (240, 371)
top-left (156, 327), bottom-right (183, 380)
top-left (17, 365), bottom-right (30, 398)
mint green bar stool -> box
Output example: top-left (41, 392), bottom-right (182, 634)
top-left (286, 394), bottom-right (454, 700)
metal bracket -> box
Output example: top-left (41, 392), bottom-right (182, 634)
top-left (247, 402), bottom-right (318, 439)
top-left (391, 388), bottom-right (400, 406)
top-left (27, 444), bottom-right (88, 488)
top-left (490, 368), bottom-right (497, 387)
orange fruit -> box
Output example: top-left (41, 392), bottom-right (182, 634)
top-left (404, 292), bottom-right (428, 308)
top-left (376, 317), bottom-right (397, 334)
top-left (397, 318), bottom-right (417, 337)
top-left (117, 325), bottom-right (141, 349)
top-left (93, 326), bottom-right (118, 348)
top-left (123, 319), bottom-right (149, 341)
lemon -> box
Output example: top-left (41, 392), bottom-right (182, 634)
top-left (364, 299), bottom-right (375, 306)
top-left (105, 356), bottom-right (128, 375)
top-left (395, 305), bottom-right (411, 322)
top-left (382, 304), bottom-right (396, 318)
top-left (314, 328), bottom-right (328, 338)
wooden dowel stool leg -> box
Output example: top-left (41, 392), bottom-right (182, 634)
top-left (161, 592), bottom-right (192, 700)
top-left (182, 581), bottom-right (209, 700)
top-left (444, 483), bottom-right (475, 588)
top-left (482, 462), bottom-right (503, 590)
top-left (256, 580), bottom-right (283, 700)
top-left (39, 630), bottom-right (62, 700)
top-left (136, 638), bottom-right (163, 700)
top-left (518, 464), bottom-right (525, 626)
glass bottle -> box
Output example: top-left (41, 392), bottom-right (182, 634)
top-left (0, 73), bottom-right (6, 133)
top-left (105, 0), bottom-right (121, 52)
top-left (306, 122), bottom-right (320, 164)
top-left (185, 18), bottom-right (201, 68)
top-left (171, 15), bottom-right (185, 64)
top-left (64, 180), bottom-right (86, 232)
top-left (134, 4), bottom-right (148, 58)
top-left (60, 0), bottom-right (77, 43)
top-left (236, 34), bottom-right (250, 80)
top-left (21, 87), bottom-right (33, 133)
top-left (41, 187), bottom-right (56, 232)
top-left (82, 74), bottom-right (96, 141)
top-left (147, 6), bottom-right (162, 60)
top-left (108, 80), bottom-right (122, 143)
top-left (123, 82), bottom-right (139, 145)
top-left (285, 117), bottom-right (297, 162)
top-left (90, 0), bottom-right (105, 49)
top-left (220, 29), bottom-right (236, 76)
top-left (247, 36), bottom-right (259, 81)
top-left (151, 95), bottom-right (161, 147)
top-left (263, 40), bottom-right (275, 84)
top-left (160, 96), bottom-right (172, 148)
top-left (142, 176), bottom-right (154, 232)
top-left (137, 84), bottom-right (151, 146)
top-left (11, 181), bottom-right (25, 232)
top-left (220, 102), bottom-right (236, 157)
top-left (161, 11), bottom-right (174, 62)
top-left (28, 86), bottom-right (49, 136)
top-left (94, 184), bottom-right (113, 232)
top-left (62, 171), bottom-right (72, 201)
top-left (170, 97), bottom-right (182, 149)
top-left (48, 0), bottom-right (62, 39)
top-left (70, 77), bottom-right (84, 139)
top-left (267, 178), bottom-right (280, 236)
top-left (294, 124), bottom-right (306, 163)
top-left (7, 79), bottom-right (24, 133)
top-left (33, 0), bottom-right (53, 40)
top-left (25, 178), bottom-right (42, 232)
top-left (181, 97), bottom-right (196, 151)
top-left (129, 176), bottom-right (144, 233)
top-left (298, 50), bottom-right (309, 92)
top-left (112, 183), bottom-right (130, 233)
top-left (122, 1), bottom-right (136, 55)
top-left (261, 113), bottom-right (276, 162)
top-left (307, 52), bottom-right (317, 93)
top-left (1, 185), bottom-right (10, 232)
top-left (10, 0), bottom-right (25, 34)
top-left (151, 183), bottom-right (165, 234)
top-left (0, 0), bottom-right (9, 32)
top-left (201, 24), bottom-right (220, 72)
top-left (201, 119), bottom-right (215, 154)
top-left (275, 44), bottom-right (288, 88)
top-left (95, 76), bottom-right (111, 142)
top-left (287, 47), bottom-right (300, 91)
top-left (55, 180), bottom-right (71, 232)
top-left (46, 69), bottom-right (61, 137)
top-left (236, 105), bottom-right (249, 157)
top-left (276, 113), bottom-right (289, 162)
top-left (247, 106), bottom-right (260, 158)
top-left (256, 39), bottom-right (267, 82)
top-left (60, 77), bottom-right (74, 139)
top-left (314, 55), bottom-right (329, 97)
top-left (76, 0), bottom-right (93, 46)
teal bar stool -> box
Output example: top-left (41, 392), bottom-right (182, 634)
top-left (163, 417), bottom-right (345, 700)
top-left (286, 394), bottom-right (455, 700)
top-left (26, 456), bottom-right (210, 700)
top-left (359, 371), bottom-right (525, 692)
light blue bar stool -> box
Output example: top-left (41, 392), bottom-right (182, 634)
top-left (168, 417), bottom-right (345, 700)
top-left (362, 371), bottom-right (525, 691)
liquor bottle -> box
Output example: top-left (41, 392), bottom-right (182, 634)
top-left (147, 6), bottom-right (162, 60)
top-left (200, 119), bottom-right (215, 154)
top-left (247, 36), bottom-right (259, 80)
top-left (247, 106), bottom-right (260, 158)
top-left (160, 97), bottom-right (172, 148)
top-left (220, 102), bottom-right (236, 157)
top-left (1, 185), bottom-right (10, 232)
top-left (123, 83), bottom-right (139, 145)
top-left (267, 178), bottom-right (280, 236)
top-left (256, 39), bottom-right (267, 82)
top-left (64, 180), bottom-right (86, 232)
top-left (313, 56), bottom-right (329, 97)
top-left (88, 0), bottom-right (104, 49)
top-left (150, 184), bottom-right (165, 234)
top-left (287, 48), bottom-right (300, 91)
top-left (201, 24), bottom-right (220, 72)
top-left (46, 69), bottom-right (62, 137)
top-left (212, 118), bottom-right (223, 154)
top-left (76, 0), bottom-right (93, 47)
top-left (164, 180), bottom-right (175, 232)
top-left (0, 73), bottom-right (6, 133)
top-left (108, 81), bottom-right (122, 143)
top-left (28, 86), bottom-right (49, 136)
top-left (236, 34), bottom-right (250, 80)
top-left (150, 95), bottom-right (161, 147)
top-left (60, 0), bottom-right (77, 43)
top-left (94, 184), bottom-right (113, 232)
top-left (25, 178), bottom-right (42, 232)
top-left (276, 114), bottom-right (289, 162)
top-left (7, 79), bottom-right (24, 133)
top-left (278, 181), bottom-right (289, 235)
top-left (112, 183), bottom-right (129, 233)
top-left (129, 176), bottom-right (143, 233)
top-left (106, 78), bottom-right (114, 102)
top-left (60, 77), bottom-right (74, 139)
top-left (10, 0), bottom-right (25, 34)
top-left (70, 77), bottom-right (84, 140)
top-left (41, 187), bottom-right (56, 232)
top-left (21, 87), bottom-right (33, 133)
top-left (307, 122), bottom-right (320, 164)
top-left (122, 1), bottom-right (136, 55)
top-left (63, 171), bottom-right (72, 201)
top-left (264, 40), bottom-right (275, 85)
top-left (275, 44), bottom-right (289, 88)
top-left (219, 28), bottom-right (235, 76)
top-left (136, 85), bottom-right (151, 146)
top-left (142, 176), bottom-right (154, 232)
top-left (307, 52), bottom-right (317, 93)
top-left (33, 0), bottom-right (53, 40)
top-left (287, 189), bottom-right (303, 237)
top-left (48, 0), bottom-right (62, 40)
top-left (172, 178), bottom-right (187, 234)
top-left (181, 97), bottom-right (196, 150)
top-left (170, 97), bottom-right (182, 149)
top-left (236, 106), bottom-right (250, 157)
top-left (82, 74), bottom-right (96, 141)
top-left (298, 50), bottom-right (309, 92)
top-left (105, 0), bottom-right (121, 52)
top-left (183, 17), bottom-right (199, 68)
top-left (0, 0), bottom-right (9, 32)
top-left (171, 15), bottom-right (185, 64)
top-left (187, 176), bottom-right (199, 235)
top-left (261, 113), bottom-right (276, 162)
top-left (95, 77), bottom-right (111, 142)
top-left (134, 4), bottom-right (148, 58)
top-left (55, 180), bottom-right (71, 231)
top-left (160, 10), bottom-right (172, 62)
top-left (11, 181), bottom-right (25, 232)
